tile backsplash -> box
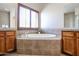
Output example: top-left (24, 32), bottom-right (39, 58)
top-left (17, 30), bottom-right (38, 35)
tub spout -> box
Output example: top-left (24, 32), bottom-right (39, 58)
top-left (38, 31), bottom-right (41, 34)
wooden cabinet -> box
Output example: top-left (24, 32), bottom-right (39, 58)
top-left (77, 38), bottom-right (79, 55)
top-left (6, 32), bottom-right (15, 52)
top-left (62, 31), bottom-right (79, 56)
top-left (0, 37), bottom-right (5, 54)
top-left (6, 35), bottom-right (15, 52)
top-left (63, 37), bottom-right (75, 55)
top-left (62, 31), bottom-right (75, 55)
top-left (0, 31), bottom-right (16, 54)
top-left (76, 32), bottom-right (79, 56)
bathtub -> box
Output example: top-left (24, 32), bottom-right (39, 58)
top-left (17, 34), bottom-right (60, 40)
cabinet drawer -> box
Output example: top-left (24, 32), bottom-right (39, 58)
top-left (0, 32), bottom-right (5, 36)
top-left (76, 32), bottom-right (79, 38)
top-left (6, 36), bottom-right (15, 39)
top-left (0, 37), bottom-right (5, 39)
top-left (62, 32), bottom-right (74, 37)
top-left (6, 32), bottom-right (15, 36)
top-left (63, 37), bottom-right (74, 40)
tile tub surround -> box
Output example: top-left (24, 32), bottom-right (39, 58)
top-left (16, 40), bottom-right (61, 56)
top-left (16, 29), bottom-right (61, 38)
top-left (16, 30), bottom-right (38, 35)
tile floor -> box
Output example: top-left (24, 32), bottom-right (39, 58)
top-left (2, 52), bottom-right (67, 56)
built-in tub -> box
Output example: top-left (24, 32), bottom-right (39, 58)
top-left (16, 34), bottom-right (61, 55)
top-left (17, 34), bottom-right (60, 40)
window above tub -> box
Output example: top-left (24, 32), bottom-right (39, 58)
top-left (17, 3), bottom-right (39, 30)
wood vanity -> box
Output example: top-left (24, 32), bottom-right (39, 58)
top-left (62, 30), bottom-right (79, 56)
top-left (0, 30), bottom-right (16, 55)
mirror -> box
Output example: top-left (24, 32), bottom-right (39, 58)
top-left (0, 9), bottom-right (10, 28)
top-left (64, 4), bottom-right (79, 29)
top-left (64, 12), bottom-right (75, 28)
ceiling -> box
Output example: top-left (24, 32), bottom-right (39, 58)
top-left (0, 3), bottom-right (48, 12)
top-left (0, 3), bottom-right (79, 13)
top-left (22, 3), bottom-right (48, 12)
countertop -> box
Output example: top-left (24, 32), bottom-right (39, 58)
top-left (62, 28), bottom-right (79, 31)
top-left (0, 28), bottom-right (16, 31)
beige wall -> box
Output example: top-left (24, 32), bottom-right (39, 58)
top-left (75, 7), bottom-right (79, 28)
top-left (41, 4), bottom-right (64, 29)
top-left (40, 4), bottom-right (64, 39)
top-left (10, 7), bottom-right (17, 29)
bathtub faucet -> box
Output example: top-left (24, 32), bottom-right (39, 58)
top-left (38, 31), bottom-right (41, 34)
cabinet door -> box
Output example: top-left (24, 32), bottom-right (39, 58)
top-left (0, 37), bottom-right (5, 54)
top-left (63, 37), bottom-right (75, 55)
top-left (6, 36), bottom-right (15, 52)
top-left (77, 38), bottom-right (79, 55)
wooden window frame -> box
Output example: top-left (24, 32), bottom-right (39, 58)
top-left (17, 3), bottom-right (39, 30)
